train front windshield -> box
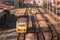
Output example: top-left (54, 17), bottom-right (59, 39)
top-left (18, 23), bottom-right (26, 27)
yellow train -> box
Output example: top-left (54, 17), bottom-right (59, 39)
top-left (31, 9), bottom-right (37, 15)
top-left (16, 17), bottom-right (27, 33)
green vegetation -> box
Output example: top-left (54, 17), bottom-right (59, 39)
top-left (14, 1), bottom-right (31, 8)
top-left (0, 28), bottom-right (3, 31)
top-left (14, 2), bottom-right (19, 8)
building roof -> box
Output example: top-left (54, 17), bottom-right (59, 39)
top-left (0, 4), bottom-right (14, 11)
top-left (0, 4), bottom-right (14, 18)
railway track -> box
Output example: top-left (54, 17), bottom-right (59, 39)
top-left (0, 8), bottom-right (28, 40)
top-left (37, 8), bottom-right (60, 40)
top-left (0, 7), bottom-right (60, 40)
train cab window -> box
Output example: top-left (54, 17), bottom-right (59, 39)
top-left (18, 23), bottom-right (25, 27)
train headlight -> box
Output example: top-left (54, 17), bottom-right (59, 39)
top-left (18, 29), bottom-right (20, 31)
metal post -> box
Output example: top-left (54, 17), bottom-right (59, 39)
top-left (14, 0), bottom-right (15, 8)
top-left (49, 0), bottom-right (50, 10)
top-left (55, 1), bottom-right (59, 40)
top-left (19, 0), bottom-right (20, 8)
top-left (47, 0), bottom-right (48, 10)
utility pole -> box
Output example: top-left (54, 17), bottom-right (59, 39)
top-left (14, 0), bottom-right (16, 8)
top-left (19, 0), bottom-right (24, 8)
top-left (33, 0), bottom-right (36, 6)
top-left (19, 0), bottom-right (20, 8)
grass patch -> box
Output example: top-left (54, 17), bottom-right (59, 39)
top-left (0, 28), bottom-right (3, 32)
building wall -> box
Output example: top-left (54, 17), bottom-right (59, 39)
top-left (24, 0), bottom-right (44, 6)
top-left (35, 0), bottom-right (44, 6)
top-left (24, 0), bottom-right (34, 4)
top-left (44, 0), bottom-right (60, 4)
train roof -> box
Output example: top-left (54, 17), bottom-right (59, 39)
top-left (17, 18), bottom-right (27, 23)
top-left (0, 4), bottom-right (14, 18)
